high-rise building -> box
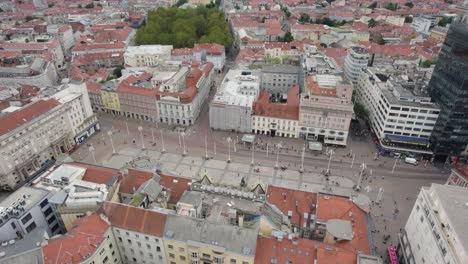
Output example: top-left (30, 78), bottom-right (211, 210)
top-left (427, 14), bottom-right (468, 158)
top-left (343, 46), bottom-right (369, 83)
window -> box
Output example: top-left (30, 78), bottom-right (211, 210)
top-left (11, 222), bottom-right (16, 229)
top-left (203, 253), bottom-right (211, 258)
top-left (231, 259), bottom-right (237, 264)
top-left (103, 256), bottom-right (109, 264)
top-left (43, 207), bottom-right (53, 217)
top-left (157, 246), bottom-right (161, 252)
top-left (179, 247), bottom-right (185, 252)
top-left (100, 248), bottom-right (106, 256)
top-left (169, 253), bottom-right (175, 258)
top-left (26, 221), bottom-right (37, 232)
top-left (51, 224), bottom-right (59, 233)
top-left (180, 256), bottom-right (186, 261)
top-left (40, 199), bottom-right (48, 208)
top-left (21, 213), bottom-right (32, 224)
top-left (191, 252), bottom-right (199, 258)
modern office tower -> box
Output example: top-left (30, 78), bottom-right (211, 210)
top-left (427, 13), bottom-right (468, 158)
top-left (343, 46), bottom-right (369, 83)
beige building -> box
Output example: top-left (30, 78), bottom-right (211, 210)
top-left (124, 45), bottom-right (173, 67)
top-left (0, 99), bottom-right (74, 190)
top-left (163, 214), bottom-right (257, 264)
top-left (298, 74), bottom-right (353, 146)
top-left (352, 30), bottom-right (370, 42)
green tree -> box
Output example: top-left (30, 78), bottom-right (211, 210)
top-left (368, 2), bottom-right (377, 9)
top-left (112, 65), bottom-right (124, 78)
top-left (279, 32), bottom-right (294, 42)
top-left (354, 102), bottom-right (369, 120)
top-left (404, 2), bottom-right (414, 8)
top-left (438, 17), bottom-right (453, 27)
top-left (298, 13), bottom-right (310, 24)
top-left (420, 60), bottom-right (434, 68)
top-left (282, 6), bottom-right (291, 18)
top-left (377, 36), bottom-right (385, 45)
top-left (78, 4), bottom-right (82, 8)
top-left (320, 43), bottom-right (327, 48)
top-left (368, 18), bottom-right (378, 28)
top-left (85, 3), bottom-right (95, 8)
top-left (384, 2), bottom-right (399, 11)
top-left (404, 16), bottom-right (413, 23)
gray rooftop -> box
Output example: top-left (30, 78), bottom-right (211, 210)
top-left (0, 187), bottom-right (49, 223)
top-left (261, 64), bottom-right (299, 74)
top-left (164, 215), bottom-right (258, 256)
top-left (0, 227), bottom-right (46, 264)
top-left (357, 253), bottom-right (383, 264)
top-left (178, 191), bottom-right (203, 206)
top-left (326, 219), bottom-right (354, 241)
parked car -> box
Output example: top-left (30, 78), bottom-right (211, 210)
top-left (405, 157), bottom-right (418, 165)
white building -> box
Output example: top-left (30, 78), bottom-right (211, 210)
top-left (52, 82), bottom-right (100, 145)
top-left (356, 68), bottom-right (440, 155)
top-left (397, 184), bottom-right (468, 264)
top-left (157, 62), bottom-right (214, 126)
top-left (411, 17), bottom-right (432, 35)
top-left (0, 58), bottom-right (59, 87)
top-left (171, 43), bottom-right (226, 72)
top-left (124, 45), bottom-right (173, 67)
top-left (210, 70), bottom-right (261, 133)
top-left (0, 186), bottom-right (61, 241)
top-left (0, 99), bottom-right (74, 190)
top-left (343, 46), bottom-right (369, 83)
top-left (298, 74), bottom-right (353, 146)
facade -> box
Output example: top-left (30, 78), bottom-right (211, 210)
top-left (118, 72), bottom-right (159, 122)
top-left (163, 214), bottom-right (257, 264)
top-left (0, 186), bottom-right (60, 241)
top-left (446, 166), bottom-right (468, 188)
top-left (0, 99), bottom-right (74, 190)
top-left (42, 213), bottom-right (121, 264)
top-left (171, 43), bottom-right (226, 72)
top-left (101, 80), bottom-right (122, 115)
top-left (298, 75), bottom-right (353, 146)
top-left (427, 14), bottom-right (468, 158)
top-left (157, 62), bottom-right (214, 126)
top-left (52, 83), bottom-right (100, 145)
top-left (397, 184), bottom-right (468, 264)
top-left (343, 46), bottom-right (369, 83)
top-left (356, 68), bottom-right (440, 155)
top-left (124, 45), bottom-right (173, 67)
top-left (251, 86), bottom-right (299, 138)
top-left (260, 64), bottom-right (300, 93)
top-left (210, 70), bottom-right (260, 132)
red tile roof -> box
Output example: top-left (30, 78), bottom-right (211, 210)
top-left (119, 168), bottom-right (154, 194)
top-left (42, 214), bottom-right (109, 264)
top-left (306, 75), bottom-right (337, 96)
top-left (194, 43), bottom-right (225, 55)
top-left (254, 236), bottom-right (318, 264)
top-left (455, 166), bottom-right (468, 180)
top-left (316, 194), bottom-right (370, 254)
top-left (99, 202), bottom-right (167, 237)
top-left (266, 186), bottom-right (317, 227)
top-left (252, 86), bottom-right (299, 120)
top-left (158, 173), bottom-right (192, 204)
top-left (0, 99), bottom-right (61, 137)
top-left (65, 162), bottom-right (120, 185)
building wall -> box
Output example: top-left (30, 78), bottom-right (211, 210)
top-left (163, 238), bottom-right (254, 264)
top-left (102, 90), bottom-right (122, 113)
top-left (113, 227), bottom-right (166, 264)
top-left (119, 93), bottom-right (159, 122)
top-left (356, 70), bottom-right (439, 142)
top-left (0, 105), bottom-right (74, 190)
top-left (261, 72), bottom-right (298, 94)
top-left (252, 116), bottom-right (298, 138)
top-left (89, 93), bottom-right (104, 112)
top-left (446, 168), bottom-right (468, 188)
top-left (209, 103), bottom-right (253, 133)
top-left (81, 227), bottom-right (122, 264)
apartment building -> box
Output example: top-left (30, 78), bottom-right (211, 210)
top-left (118, 72), bottom-right (159, 122)
top-left (411, 17), bottom-right (432, 34)
top-left (124, 45), bottom-right (173, 67)
top-left (0, 57), bottom-right (59, 87)
top-left (260, 64), bottom-right (300, 93)
top-left (42, 213), bottom-right (121, 264)
top-left (251, 86), bottom-right (299, 138)
top-left (397, 184), bottom-right (468, 264)
top-left (0, 99), bottom-right (74, 190)
top-left (163, 214), bottom-right (257, 264)
top-left (100, 202), bottom-right (168, 264)
top-left (101, 80), bottom-right (122, 115)
top-left (0, 186), bottom-right (60, 241)
top-left (171, 43), bottom-right (226, 72)
top-left (157, 62), bottom-right (214, 126)
top-left (210, 70), bottom-right (261, 132)
top-left (343, 46), bottom-right (369, 83)
top-left (52, 83), bottom-right (100, 145)
top-left (356, 68), bottom-right (440, 155)
top-left (298, 74), bottom-right (353, 146)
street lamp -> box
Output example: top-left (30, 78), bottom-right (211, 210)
top-left (355, 163), bottom-right (366, 191)
top-left (205, 134), bottom-right (209, 160)
top-left (251, 141), bottom-right (255, 166)
top-left (275, 143), bottom-right (282, 169)
top-left (326, 149), bottom-right (334, 174)
top-left (125, 120), bottom-right (130, 136)
top-left (160, 130), bottom-right (166, 153)
top-left (181, 132), bottom-right (187, 156)
top-left (266, 143), bottom-right (269, 157)
top-left (88, 145), bottom-right (96, 164)
top-left (138, 126), bottom-right (144, 149)
top-left (351, 153), bottom-right (356, 168)
top-left (151, 127), bottom-right (155, 143)
top-left (392, 158), bottom-right (398, 174)
top-left (107, 130), bottom-right (115, 154)
top-left (299, 144), bottom-right (305, 173)
top-left (226, 137), bottom-right (232, 163)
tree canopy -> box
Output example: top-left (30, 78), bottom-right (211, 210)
top-left (404, 15), bottom-right (413, 23)
top-left (404, 2), bottom-right (414, 8)
top-left (368, 18), bottom-right (378, 28)
top-left (354, 102), bottom-right (369, 120)
top-left (384, 2), bottom-right (399, 11)
top-left (135, 6), bottom-right (233, 49)
top-left (438, 16), bottom-right (453, 27)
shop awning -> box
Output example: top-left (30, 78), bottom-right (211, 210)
top-left (308, 142), bottom-right (323, 151)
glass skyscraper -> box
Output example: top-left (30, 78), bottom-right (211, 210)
top-left (428, 13), bottom-right (468, 158)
